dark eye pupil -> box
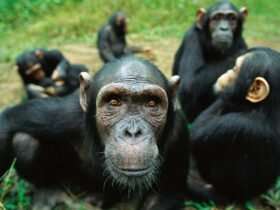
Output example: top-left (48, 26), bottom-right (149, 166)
top-left (227, 15), bottom-right (236, 21)
top-left (109, 99), bottom-right (119, 106)
top-left (148, 100), bottom-right (156, 107)
top-left (214, 15), bottom-right (221, 21)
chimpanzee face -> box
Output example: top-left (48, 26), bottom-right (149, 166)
top-left (79, 58), bottom-right (179, 192)
top-left (96, 73), bottom-right (168, 191)
top-left (214, 52), bottom-right (270, 104)
top-left (112, 12), bottom-right (128, 33)
top-left (214, 54), bottom-right (246, 93)
top-left (209, 3), bottom-right (239, 52)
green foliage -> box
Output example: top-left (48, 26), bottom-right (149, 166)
top-left (0, 0), bottom-right (72, 32)
top-left (245, 201), bottom-right (255, 210)
top-left (262, 177), bottom-right (280, 210)
top-left (184, 200), bottom-right (216, 210)
top-left (0, 160), bottom-right (31, 210)
top-left (0, 0), bottom-right (280, 63)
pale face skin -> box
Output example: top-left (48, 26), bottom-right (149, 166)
top-left (214, 54), bottom-right (246, 93)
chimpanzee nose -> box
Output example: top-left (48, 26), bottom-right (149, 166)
top-left (220, 21), bottom-right (229, 31)
top-left (125, 128), bottom-right (141, 139)
top-left (123, 119), bottom-right (142, 140)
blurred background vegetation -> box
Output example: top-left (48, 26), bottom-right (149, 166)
top-left (1, 0), bottom-right (280, 209)
top-left (0, 0), bottom-right (280, 63)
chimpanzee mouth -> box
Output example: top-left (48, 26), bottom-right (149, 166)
top-left (213, 39), bottom-right (232, 52)
top-left (104, 157), bottom-right (162, 193)
top-left (116, 167), bottom-right (152, 177)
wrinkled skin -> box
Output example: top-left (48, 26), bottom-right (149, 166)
top-left (209, 3), bottom-right (239, 53)
top-left (95, 74), bottom-right (168, 191)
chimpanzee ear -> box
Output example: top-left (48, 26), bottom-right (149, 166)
top-left (35, 50), bottom-right (44, 59)
top-left (196, 8), bottom-right (206, 29)
top-left (246, 77), bottom-right (270, 103)
top-left (79, 72), bottom-right (92, 112)
top-left (240, 7), bottom-right (248, 23)
top-left (169, 75), bottom-right (180, 100)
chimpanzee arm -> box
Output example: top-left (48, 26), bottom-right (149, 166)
top-left (50, 85), bottom-right (70, 96)
top-left (172, 42), bottom-right (184, 76)
top-left (50, 59), bottom-right (71, 82)
top-left (26, 84), bottom-right (49, 99)
top-left (38, 78), bottom-right (55, 87)
top-left (173, 26), bottom-right (205, 77)
top-left (124, 45), bottom-right (143, 54)
top-left (125, 45), bottom-right (156, 60)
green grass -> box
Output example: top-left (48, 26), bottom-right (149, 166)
top-left (0, 0), bottom-right (280, 63)
top-left (0, 159), bottom-right (31, 210)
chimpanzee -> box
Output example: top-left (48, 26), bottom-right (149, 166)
top-left (172, 1), bottom-right (248, 122)
top-left (16, 48), bottom-right (88, 99)
top-left (97, 12), bottom-right (155, 63)
top-left (0, 56), bottom-right (189, 209)
top-left (191, 47), bottom-right (280, 202)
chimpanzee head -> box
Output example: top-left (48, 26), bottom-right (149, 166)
top-left (79, 56), bottom-right (179, 192)
top-left (214, 47), bottom-right (280, 108)
top-left (196, 1), bottom-right (248, 54)
top-left (109, 12), bottom-right (128, 34)
top-left (16, 50), bottom-right (46, 82)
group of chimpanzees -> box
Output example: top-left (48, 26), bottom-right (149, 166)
top-left (1, 1), bottom-right (280, 209)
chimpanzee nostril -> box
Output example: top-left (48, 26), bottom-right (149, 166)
top-left (124, 126), bottom-right (142, 140)
top-left (135, 130), bottom-right (141, 138)
top-left (125, 129), bottom-right (131, 137)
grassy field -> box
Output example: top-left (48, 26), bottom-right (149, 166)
top-left (1, 0), bottom-right (280, 209)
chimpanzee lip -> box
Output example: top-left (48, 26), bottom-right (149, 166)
top-left (116, 167), bottom-right (152, 176)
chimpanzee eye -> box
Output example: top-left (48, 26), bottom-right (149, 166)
top-left (147, 100), bottom-right (157, 107)
top-left (109, 98), bottom-right (121, 106)
top-left (105, 94), bottom-right (121, 107)
top-left (146, 99), bottom-right (158, 108)
top-left (227, 14), bottom-right (237, 21)
top-left (212, 14), bottom-right (223, 21)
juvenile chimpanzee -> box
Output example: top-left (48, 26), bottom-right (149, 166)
top-left (172, 1), bottom-right (248, 122)
top-left (97, 12), bottom-right (155, 63)
top-left (0, 57), bottom-right (189, 209)
top-left (191, 47), bottom-right (280, 202)
top-left (16, 48), bottom-right (88, 99)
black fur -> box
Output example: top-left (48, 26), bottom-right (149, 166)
top-left (191, 47), bottom-right (280, 202)
top-left (172, 1), bottom-right (247, 122)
